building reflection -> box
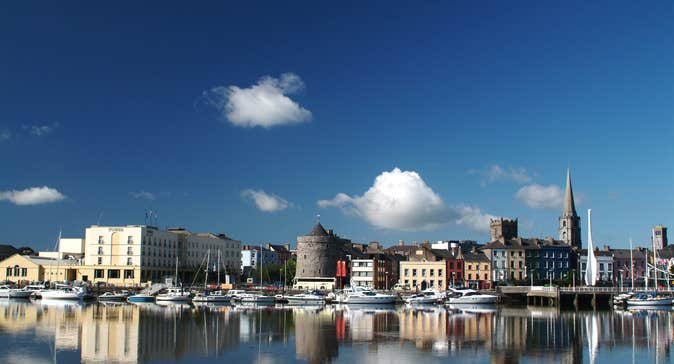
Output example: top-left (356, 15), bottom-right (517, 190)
top-left (0, 300), bottom-right (673, 363)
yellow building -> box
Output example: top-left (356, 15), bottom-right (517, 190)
top-left (399, 246), bottom-right (449, 291)
top-left (0, 253), bottom-right (81, 283)
top-left (462, 251), bottom-right (492, 289)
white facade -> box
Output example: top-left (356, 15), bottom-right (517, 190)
top-left (351, 259), bottom-right (374, 287)
top-left (84, 225), bottom-right (241, 284)
top-left (580, 253), bottom-right (613, 282)
top-left (240, 248), bottom-right (278, 270)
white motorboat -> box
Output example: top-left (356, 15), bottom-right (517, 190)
top-left (626, 292), bottom-right (673, 306)
top-left (404, 289), bottom-right (445, 304)
top-left (0, 285), bottom-right (33, 299)
top-left (97, 291), bottom-right (132, 302)
top-left (238, 292), bottom-right (275, 304)
top-left (156, 287), bottom-right (192, 302)
top-left (192, 290), bottom-right (231, 303)
top-left (22, 284), bottom-right (47, 298)
top-left (41, 284), bottom-right (88, 301)
top-left (285, 290), bottom-right (326, 305)
top-left (445, 287), bottom-right (498, 304)
top-left (335, 282), bottom-right (396, 304)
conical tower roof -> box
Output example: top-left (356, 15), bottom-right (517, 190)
top-left (563, 168), bottom-right (577, 216)
top-left (308, 222), bottom-right (329, 236)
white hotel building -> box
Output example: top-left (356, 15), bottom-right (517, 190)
top-left (83, 225), bottom-right (241, 285)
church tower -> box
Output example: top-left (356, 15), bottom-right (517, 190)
top-left (559, 169), bottom-right (581, 249)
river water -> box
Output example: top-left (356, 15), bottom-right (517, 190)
top-left (0, 300), bottom-right (670, 363)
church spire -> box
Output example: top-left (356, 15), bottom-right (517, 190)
top-left (559, 168), bottom-right (581, 249)
top-left (562, 168), bottom-right (577, 216)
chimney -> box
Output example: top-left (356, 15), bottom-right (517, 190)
top-left (604, 245), bottom-right (610, 252)
top-left (450, 242), bottom-right (458, 256)
top-left (398, 240), bottom-right (405, 246)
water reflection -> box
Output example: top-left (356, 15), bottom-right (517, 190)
top-left (0, 300), bottom-right (672, 363)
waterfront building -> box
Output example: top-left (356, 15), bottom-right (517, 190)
top-left (558, 169), bottom-right (582, 249)
top-left (0, 253), bottom-right (81, 283)
top-left (653, 225), bottom-right (668, 250)
top-left (482, 239), bottom-right (526, 283)
top-left (240, 245), bottom-right (279, 281)
top-left (431, 242), bottom-right (464, 287)
top-left (398, 245), bottom-right (448, 290)
top-left (294, 222), bottom-right (355, 290)
top-left (611, 247), bottom-right (647, 287)
top-left (462, 249), bottom-right (491, 289)
top-left (351, 254), bottom-right (395, 289)
top-left (80, 225), bottom-right (240, 286)
top-left (579, 248), bottom-right (613, 283)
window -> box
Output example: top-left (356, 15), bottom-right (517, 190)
top-left (551, 252), bottom-right (555, 258)
top-left (438, 269), bottom-right (443, 276)
top-left (94, 269), bottom-right (104, 278)
top-left (582, 262), bottom-right (586, 270)
top-left (484, 274), bottom-right (488, 280)
top-left (6, 267), bottom-right (11, 276)
top-left (13, 266), bottom-right (19, 276)
top-left (518, 251), bottom-right (522, 257)
top-left (457, 262), bottom-right (462, 269)
top-left (468, 265), bottom-right (472, 270)
top-left (108, 269), bottom-right (120, 279)
top-left (599, 263), bottom-right (604, 271)
top-left (545, 262), bottom-right (548, 268)
top-left (608, 263), bottom-right (612, 271)
top-left (127, 236), bottom-right (133, 244)
top-left (518, 261), bottom-right (523, 268)
top-left (422, 269), bottom-right (426, 277)
top-left (449, 262), bottom-right (454, 269)
top-left (430, 280), bottom-right (435, 287)
top-left (404, 268), bottom-right (409, 277)
top-left (438, 280), bottom-right (443, 287)
top-left (97, 257), bottom-right (102, 265)
top-left (565, 262), bottom-right (569, 268)
top-left (544, 252), bottom-right (548, 258)
top-left (98, 236), bottom-right (103, 244)
top-left (412, 280), bottom-right (417, 287)
top-left (127, 258), bottom-right (133, 265)
top-left (468, 273), bottom-right (472, 280)
top-left (484, 265), bottom-right (488, 271)
top-left (412, 269), bottom-right (417, 277)
top-left (98, 247), bottom-right (103, 255)
top-left (127, 247), bottom-right (133, 255)
top-left (510, 261), bottom-right (514, 268)
top-left (124, 270), bottom-right (134, 279)
top-left (21, 268), bottom-right (27, 277)
top-left (430, 269), bottom-right (435, 276)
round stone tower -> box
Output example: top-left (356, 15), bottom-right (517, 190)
top-left (295, 223), bottom-right (345, 279)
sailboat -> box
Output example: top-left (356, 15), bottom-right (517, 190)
top-left (238, 245), bottom-right (274, 305)
top-left (156, 257), bottom-right (192, 302)
top-left (626, 228), bottom-right (673, 306)
top-left (193, 249), bottom-right (231, 303)
top-left (584, 209), bottom-right (598, 286)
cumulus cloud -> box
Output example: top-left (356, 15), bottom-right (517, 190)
top-left (130, 191), bottom-right (156, 200)
top-left (0, 186), bottom-right (66, 206)
top-left (29, 122), bottom-right (59, 136)
top-left (241, 189), bottom-right (291, 212)
top-left (469, 164), bottom-right (532, 186)
top-left (202, 73), bottom-right (312, 128)
top-left (318, 168), bottom-right (494, 232)
top-left (515, 184), bottom-right (564, 209)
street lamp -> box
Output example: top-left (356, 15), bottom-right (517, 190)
top-left (385, 271), bottom-right (389, 291)
top-left (451, 272), bottom-right (455, 288)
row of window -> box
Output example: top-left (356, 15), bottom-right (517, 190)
top-left (353, 271), bottom-right (372, 277)
top-left (467, 273), bottom-right (489, 280)
top-left (581, 262), bottom-right (613, 271)
top-left (5, 266), bottom-right (27, 277)
top-left (93, 269), bottom-right (134, 279)
top-left (403, 268), bottom-right (444, 277)
top-left (403, 279), bottom-right (443, 288)
top-left (466, 264), bottom-right (489, 271)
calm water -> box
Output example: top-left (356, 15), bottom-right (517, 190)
top-left (0, 300), bottom-right (671, 364)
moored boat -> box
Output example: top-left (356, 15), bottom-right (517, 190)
top-left (404, 289), bottom-right (444, 304)
top-left (334, 281), bottom-right (396, 304)
top-left (445, 287), bottom-right (498, 304)
top-left (41, 284), bottom-right (88, 301)
top-left (192, 290), bottom-right (231, 303)
top-left (156, 287), bottom-right (192, 302)
top-left (0, 285), bottom-right (33, 299)
top-left (98, 291), bottom-right (132, 302)
top-left (285, 290), bottom-right (326, 305)
top-left (626, 292), bottom-right (673, 306)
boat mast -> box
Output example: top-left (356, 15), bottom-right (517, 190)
top-left (175, 256), bottom-right (179, 287)
top-left (217, 249), bottom-right (221, 288)
top-left (629, 238), bottom-right (634, 291)
top-left (204, 249), bottom-right (210, 290)
top-left (652, 228), bottom-right (657, 293)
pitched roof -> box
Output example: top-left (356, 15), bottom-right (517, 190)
top-left (462, 251), bottom-right (489, 263)
top-left (0, 245), bottom-right (18, 257)
top-left (307, 223), bottom-right (329, 237)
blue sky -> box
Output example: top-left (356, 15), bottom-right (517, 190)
top-left (1, 2), bottom-right (673, 251)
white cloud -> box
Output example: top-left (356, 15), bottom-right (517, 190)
top-left (318, 168), bottom-right (494, 232)
top-left (0, 186), bottom-right (66, 206)
top-left (241, 189), bottom-right (291, 212)
top-left (469, 164), bottom-right (532, 186)
top-left (130, 191), bottom-right (156, 200)
top-left (203, 73), bottom-right (312, 128)
top-left (0, 129), bottom-right (10, 141)
top-left (515, 184), bottom-right (564, 209)
top-left (30, 122), bottom-right (59, 136)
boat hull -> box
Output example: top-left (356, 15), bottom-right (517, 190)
top-left (127, 295), bottom-right (155, 303)
top-left (285, 297), bottom-right (326, 305)
top-left (192, 295), bottom-right (231, 303)
top-left (446, 295), bottom-right (498, 304)
top-left (337, 296), bottom-right (396, 304)
top-left (626, 298), bottom-right (673, 306)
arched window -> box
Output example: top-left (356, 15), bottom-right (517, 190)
top-left (13, 265), bottom-right (20, 277)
